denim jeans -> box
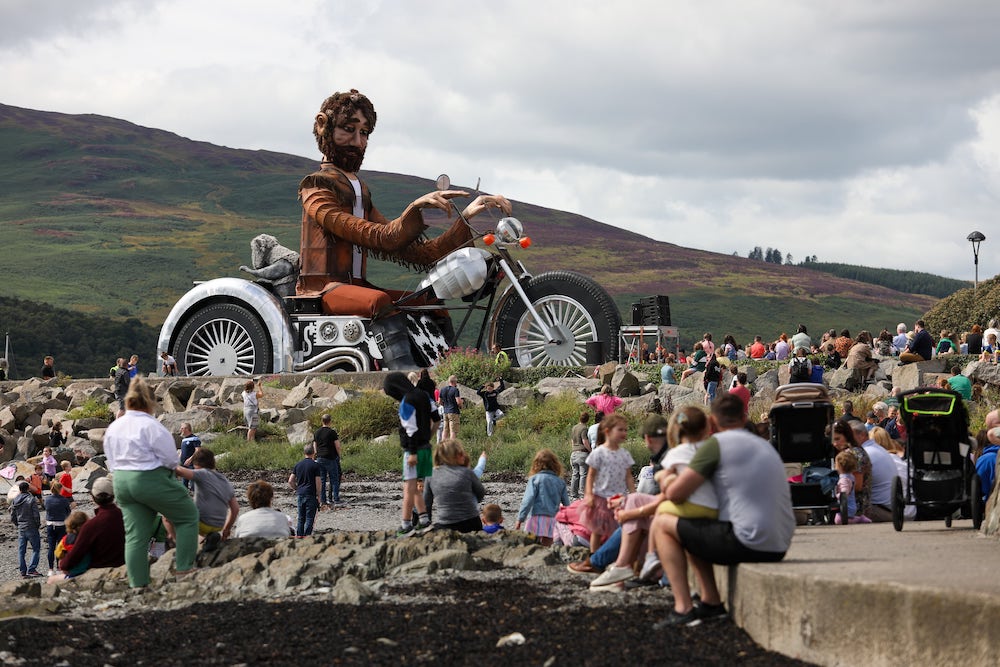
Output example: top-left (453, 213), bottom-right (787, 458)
top-left (46, 524), bottom-right (66, 570)
top-left (706, 380), bottom-right (719, 402)
top-left (296, 495), bottom-right (318, 536)
top-left (316, 457), bottom-right (341, 504)
top-left (18, 529), bottom-right (41, 574)
top-left (590, 526), bottom-right (622, 570)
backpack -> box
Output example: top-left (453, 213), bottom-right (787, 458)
top-left (789, 357), bottom-right (811, 383)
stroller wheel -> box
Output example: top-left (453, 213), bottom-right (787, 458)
top-left (891, 476), bottom-right (904, 532)
top-left (838, 494), bottom-right (849, 527)
top-left (971, 473), bottom-right (984, 531)
top-left (945, 514), bottom-right (953, 528)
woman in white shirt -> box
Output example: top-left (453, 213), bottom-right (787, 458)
top-left (103, 377), bottom-right (199, 587)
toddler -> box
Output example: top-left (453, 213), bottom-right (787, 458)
top-left (581, 413), bottom-right (635, 553)
top-left (515, 449), bottom-right (570, 546)
top-left (481, 503), bottom-right (505, 534)
top-left (835, 450), bottom-right (872, 525)
top-left (57, 460), bottom-right (73, 498)
top-left (41, 446), bottom-right (58, 481)
top-left (654, 406), bottom-right (720, 520)
top-left (55, 511), bottom-right (91, 577)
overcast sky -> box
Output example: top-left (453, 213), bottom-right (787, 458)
top-left (3, 0), bottom-right (1000, 281)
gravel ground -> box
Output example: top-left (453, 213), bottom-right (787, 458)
top-left (0, 470), bottom-right (811, 666)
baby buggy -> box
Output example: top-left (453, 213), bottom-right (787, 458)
top-left (891, 387), bottom-right (983, 531)
top-left (768, 383), bottom-right (841, 523)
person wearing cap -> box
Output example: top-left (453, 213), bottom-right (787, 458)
top-left (102, 377), bottom-right (199, 587)
top-left (50, 476), bottom-right (125, 582)
top-left (568, 414), bottom-right (670, 584)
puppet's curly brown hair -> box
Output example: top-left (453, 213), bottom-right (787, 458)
top-left (313, 89), bottom-right (377, 147)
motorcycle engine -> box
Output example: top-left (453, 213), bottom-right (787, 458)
top-left (418, 247), bottom-right (491, 300)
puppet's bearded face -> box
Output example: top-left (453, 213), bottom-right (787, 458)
top-left (318, 108), bottom-right (370, 173)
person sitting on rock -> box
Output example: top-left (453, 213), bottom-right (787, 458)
top-left (898, 320), bottom-right (933, 365)
top-left (423, 439), bottom-right (486, 533)
top-left (846, 332), bottom-right (878, 388)
top-left (50, 477), bottom-right (125, 583)
top-left (231, 480), bottom-right (292, 539)
top-left (680, 342), bottom-right (706, 380)
top-left (935, 330), bottom-right (957, 357)
top-left (173, 448), bottom-right (239, 550)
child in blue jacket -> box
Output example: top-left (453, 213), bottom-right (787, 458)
top-left (515, 449), bottom-right (570, 546)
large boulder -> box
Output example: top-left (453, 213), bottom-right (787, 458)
top-left (595, 361), bottom-right (618, 387)
top-left (621, 393), bottom-right (661, 415)
top-left (282, 382), bottom-right (314, 409)
top-left (285, 421), bottom-right (313, 445)
top-left (892, 359), bottom-right (947, 392)
top-left (535, 377), bottom-right (596, 399)
top-left (610, 367), bottom-right (641, 397)
top-left (657, 384), bottom-right (703, 413)
top-left (498, 386), bottom-right (538, 409)
top-left (306, 379), bottom-right (352, 405)
top-left (965, 361), bottom-right (1000, 387)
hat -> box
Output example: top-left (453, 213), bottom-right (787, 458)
top-left (91, 476), bottom-right (114, 498)
top-left (641, 414), bottom-right (668, 437)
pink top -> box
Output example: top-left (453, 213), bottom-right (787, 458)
top-left (586, 393), bottom-right (623, 414)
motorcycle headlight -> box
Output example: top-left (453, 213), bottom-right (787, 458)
top-left (418, 247), bottom-right (491, 299)
top-left (495, 217), bottom-right (523, 244)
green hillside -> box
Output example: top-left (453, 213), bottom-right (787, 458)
top-left (0, 103), bottom-right (950, 372)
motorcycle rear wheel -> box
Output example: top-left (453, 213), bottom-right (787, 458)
top-left (494, 271), bottom-right (620, 367)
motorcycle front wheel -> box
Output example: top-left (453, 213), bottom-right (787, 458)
top-left (494, 271), bottom-right (621, 367)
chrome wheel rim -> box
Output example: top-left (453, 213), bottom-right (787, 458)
top-left (183, 318), bottom-right (258, 376)
top-left (512, 295), bottom-right (598, 366)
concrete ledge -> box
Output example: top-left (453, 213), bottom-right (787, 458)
top-left (717, 521), bottom-right (1000, 666)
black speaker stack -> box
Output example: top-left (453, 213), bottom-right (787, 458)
top-left (630, 295), bottom-right (671, 326)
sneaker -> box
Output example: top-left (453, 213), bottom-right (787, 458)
top-left (694, 601), bottom-right (727, 621)
top-left (416, 523), bottom-right (434, 535)
top-left (566, 560), bottom-right (599, 575)
top-left (46, 569), bottom-right (54, 578)
top-left (588, 580), bottom-right (625, 592)
top-left (639, 553), bottom-right (662, 581)
top-left (26, 570), bottom-right (43, 578)
top-left (320, 504), bottom-right (332, 512)
top-left (652, 608), bottom-right (699, 630)
top-left (590, 565), bottom-right (634, 588)
top-left (395, 525), bottom-right (415, 538)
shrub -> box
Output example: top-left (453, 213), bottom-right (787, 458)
top-left (213, 434), bottom-right (301, 471)
top-left (315, 391), bottom-right (399, 441)
top-left (65, 397), bottom-right (113, 421)
top-left (435, 347), bottom-right (507, 387)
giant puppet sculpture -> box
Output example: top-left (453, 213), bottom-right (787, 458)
top-left (295, 89), bottom-right (511, 369)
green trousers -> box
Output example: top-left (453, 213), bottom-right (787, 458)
top-left (112, 468), bottom-right (199, 587)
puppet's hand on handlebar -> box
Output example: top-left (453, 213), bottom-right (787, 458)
top-left (412, 190), bottom-right (469, 215)
top-left (462, 194), bottom-right (512, 220)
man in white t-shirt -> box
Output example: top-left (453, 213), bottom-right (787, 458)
top-left (650, 394), bottom-right (794, 628)
top-left (851, 420), bottom-right (897, 522)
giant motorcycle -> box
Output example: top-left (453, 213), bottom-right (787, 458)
top-left (157, 176), bottom-right (621, 375)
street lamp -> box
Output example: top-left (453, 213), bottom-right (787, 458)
top-left (968, 231), bottom-right (986, 296)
